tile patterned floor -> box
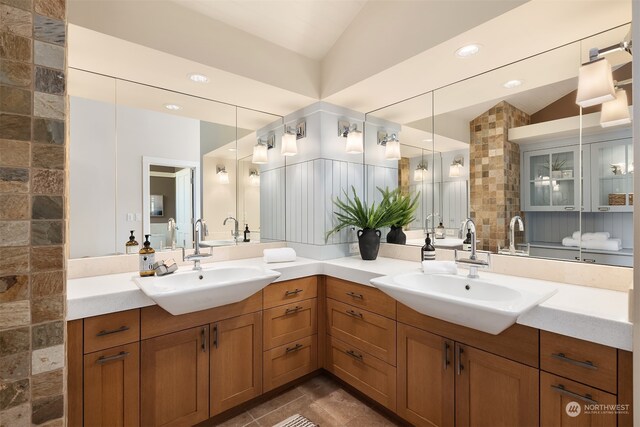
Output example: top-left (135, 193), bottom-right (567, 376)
top-left (216, 375), bottom-right (404, 427)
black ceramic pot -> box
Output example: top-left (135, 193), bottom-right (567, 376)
top-left (357, 228), bottom-right (381, 260)
top-left (386, 225), bottom-right (407, 245)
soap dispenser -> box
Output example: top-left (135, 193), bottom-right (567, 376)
top-left (463, 228), bottom-right (472, 251)
top-left (125, 230), bottom-right (139, 254)
top-left (139, 235), bottom-right (156, 277)
top-left (435, 222), bottom-right (445, 239)
top-left (243, 224), bottom-right (251, 242)
top-left (421, 233), bottom-right (436, 261)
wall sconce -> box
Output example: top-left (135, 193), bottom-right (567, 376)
top-left (414, 162), bottom-right (428, 182)
top-left (449, 155), bottom-right (464, 177)
top-left (576, 40), bottom-right (631, 108)
top-left (281, 121), bottom-right (306, 157)
top-left (252, 134), bottom-right (275, 164)
top-left (377, 131), bottom-right (401, 160)
top-left (217, 166), bottom-right (229, 184)
top-left (600, 85), bottom-right (631, 127)
top-left (249, 169), bottom-right (260, 187)
top-left (338, 120), bottom-right (363, 154)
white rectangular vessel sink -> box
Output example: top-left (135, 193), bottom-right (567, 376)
top-left (371, 272), bottom-right (557, 334)
top-left (134, 266), bottom-right (281, 315)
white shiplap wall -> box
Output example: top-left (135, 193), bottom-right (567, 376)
top-left (260, 167), bottom-right (285, 241)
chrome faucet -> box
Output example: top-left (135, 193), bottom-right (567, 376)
top-left (509, 215), bottom-right (524, 255)
top-left (454, 218), bottom-right (491, 279)
top-left (425, 213), bottom-right (441, 234)
top-left (183, 219), bottom-right (211, 270)
top-left (224, 216), bottom-right (239, 242)
top-left (167, 218), bottom-right (176, 250)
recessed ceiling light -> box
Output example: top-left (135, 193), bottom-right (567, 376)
top-left (164, 104), bottom-right (182, 111)
top-left (503, 79), bottom-right (523, 89)
top-left (455, 44), bottom-right (481, 58)
top-left (188, 73), bottom-right (210, 83)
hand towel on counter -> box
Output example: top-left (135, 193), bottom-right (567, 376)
top-left (263, 248), bottom-right (297, 263)
top-left (422, 261), bottom-right (458, 275)
top-left (582, 232), bottom-right (611, 241)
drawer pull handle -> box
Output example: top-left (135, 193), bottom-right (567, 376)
top-left (457, 345), bottom-right (464, 375)
top-left (96, 325), bottom-right (129, 337)
top-left (551, 353), bottom-right (598, 370)
top-left (564, 207), bottom-right (575, 211)
top-left (346, 349), bottom-right (363, 360)
top-left (443, 341), bottom-right (451, 371)
top-left (551, 384), bottom-right (598, 404)
top-left (97, 351), bottom-right (129, 365)
top-left (285, 306), bottom-right (303, 315)
top-left (598, 207), bottom-right (611, 212)
top-left (346, 309), bottom-right (363, 318)
top-left (286, 343), bottom-right (304, 353)
top-left (285, 289), bottom-right (303, 296)
top-left (345, 291), bottom-right (363, 299)
top-left (213, 324), bottom-right (218, 349)
top-left (201, 327), bottom-right (206, 353)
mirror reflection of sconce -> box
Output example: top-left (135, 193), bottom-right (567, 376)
top-left (600, 82), bottom-right (632, 127)
top-left (414, 162), bottom-right (428, 182)
top-left (377, 131), bottom-right (401, 160)
top-left (252, 134), bottom-right (275, 164)
top-left (217, 165), bottom-right (229, 184)
top-left (249, 169), bottom-right (260, 187)
top-left (338, 120), bottom-right (363, 154)
top-left (449, 155), bottom-right (465, 178)
top-left (281, 121), bottom-right (306, 157)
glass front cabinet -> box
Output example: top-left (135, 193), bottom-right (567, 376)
top-left (590, 138), bottom-right (634, 212)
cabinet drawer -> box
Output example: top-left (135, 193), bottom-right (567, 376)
top-left (327, 298), bottom-right (396, 365)
top-left (326, 277), bottom-right (396, 319)
top-left (84, 309), bottom-right (140, 354)
top-left (263, 276), bottom-right (317, 309)
top-left (264, 298), bottom-right (317, 350)
top-left (263, 335), bottom-right (318, 392)
top-left (326, 336), bottom-right (396, 411)
top-left (541, 372), bottom-right (617, 426)
top-left (540, 331), bottom-right (617, 393)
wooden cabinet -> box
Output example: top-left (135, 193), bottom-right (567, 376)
top-left (141, 326), bottom-right (209, 427)
top-left (84, 309), bottom-right (140, 353)
top-left (455, 344), bottom-right (539, 427)
top-left (264, 335), bottom-right (318, 392)
top-left (397, 324), bottom-right (454, 427)
top-left (326, 277), bottom-right (396, 319)
top-left (263, 276), bottom-right (317, 309)
top-left (590, 138), bottom-right (634, 212)
top-left (210, 312), bottom-right (263, 416)
top-left (84, 342), bottom-right (140, 427)
top-left (263, 298), bottom-right (317, 350)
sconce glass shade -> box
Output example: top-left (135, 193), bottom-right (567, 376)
top-left (384, 139), bottom-right (401, 160)
top-left (576, 59), bottom-right (616, 108)
top-left (600, 89), bottom-right (631, 127)
top-left (252, 144), bottom-right (268, 164)
top-left (414, 168), bottom-right (426, 182)
top-left (345, 130), bottom-right (363, 154)
top-left (249, 172), bottom-right (260, 187)
top-left (449, 164), bottom-right (460, 178)
top-left (218, 169), bottom-right (229, 184)
top-left (281, 132), bottom-right (297, 156)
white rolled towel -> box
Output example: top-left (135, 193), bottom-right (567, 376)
top-left (583, 239), bottom-right (622, 251)
top-left (582, 232), bottom-right (611, 241)
top-left (562, 237), bottom-right (580, 247)
top-left (263, 248), bottom-right (297, 263)
top-left (572, 231), bottom-right (581, 240)
top-left (422, 261), bottom-right (458, 275)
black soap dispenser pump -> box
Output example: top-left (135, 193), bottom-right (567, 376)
top-left (421, 233), bottom-right (436, 261)
top-left (463, 228), bottom-right (472, 251)
top-left (243, 224), bottom-right (251, 243)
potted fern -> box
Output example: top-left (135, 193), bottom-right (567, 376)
top-left (379, 188), bottom-right (420, 245)
top-left (326, 187), bottom-right (405, 260)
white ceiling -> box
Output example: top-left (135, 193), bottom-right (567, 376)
top-left (176, 0), bottom-right (367, 60)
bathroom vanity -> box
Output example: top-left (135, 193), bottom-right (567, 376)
top-left (66, 257), bottom-right (633, 427)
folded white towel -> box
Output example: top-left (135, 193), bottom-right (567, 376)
top-left (583, 239), bottom-right (622, 251)
top-left (582, 232), bottom-right (611, 241)
top-left (572, 231), bottom-right (581, 240)
top-left (562, 237), bottom-right (580, 247)
top-left (422, 261), bottom-right (458, 275)
top-left (263, 248), bottom-right (297, 263)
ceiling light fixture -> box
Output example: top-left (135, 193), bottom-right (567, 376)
top-left (252, 134), bottom-right (275, 164)
top-left (164, 104), bottom-right (182, 111)
top-left (503, 79), bottom-right (523, 89)
top-left (449, 155), bottom-right (465, 178)
top-left (576, 40), bottom-right (631, 108)
top-left (338, 120), bottom-right (363, 154)
top-left (217, 166), bottom-right (229, 184)
top-left (455, 44), bottom-right (481, 58)
top-left (378, 131), bottom-right (401, 161)
top-left (188, 73), bottom-right (210, 83)
top-left (600, 87), bottom-right (631, 127)
top-left (281, 122), bottom-right (306, 157)
top-left (414, 162), bottom-right (428, 182)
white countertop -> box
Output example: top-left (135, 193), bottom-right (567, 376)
top-left (67, 256), bottom-right (632, 351)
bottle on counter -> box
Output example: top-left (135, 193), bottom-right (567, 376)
top-left (463, 228), bottom-right (472, 251)
top-left (435, 222), bottom-right (445, 239)
top-left (139, 234), bottom-right (156, 277)
top-left (421, 233), bottom-right (436, 261)
top-left (243, 224), bottom-right (251, 243)
top-left (125, 230), bottom-right (139, 255)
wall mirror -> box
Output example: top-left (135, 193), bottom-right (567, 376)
top-left (68, 69), bottom-right (285, 258)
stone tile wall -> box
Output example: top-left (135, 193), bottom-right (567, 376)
top-left (0, 0), bottom-right (67, 425)
top-left (469, 101), bottom-right (529, 252)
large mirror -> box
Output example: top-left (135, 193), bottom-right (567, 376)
top-left (68, 70), bottom-right (284, 258)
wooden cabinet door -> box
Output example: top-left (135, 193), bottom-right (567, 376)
top-left (141, 326), bottom-right (209, 427)
top-left (210, 312), bottom-right (263, 416)
top-left (397, 324), bottom-right (454, 427)
top-left (84, 342), bottom-right (140, 427)
top-left (540, 372), bottom-right (617, 427)
top-left (455, 344), bottom-right (539, 427)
